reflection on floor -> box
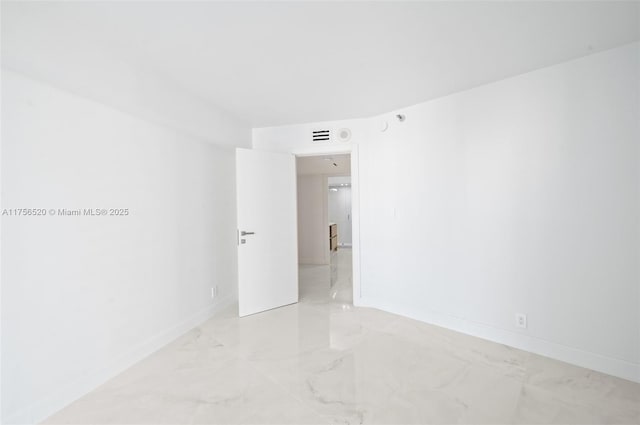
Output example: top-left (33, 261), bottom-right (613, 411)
top-left (45, 247), bottom-right (639, 424)
top-left (300, 247), bottom-right (353, 306)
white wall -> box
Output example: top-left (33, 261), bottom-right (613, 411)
top-left (253, 118), bottom-right (368, 156)
top-left (297, 175), bottom-right (329, 265)
top-left (1, 70), bottom-right (247, 423)
top-left (1, 7), bottom-right (251, 150)
top-left (253, 43), bottom-right (640, 382)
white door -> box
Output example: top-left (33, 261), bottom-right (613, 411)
top-left (236, 148), bottom-right (298, 317)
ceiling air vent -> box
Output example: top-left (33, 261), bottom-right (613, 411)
top-left (312, 129), bottom-right (331, 143)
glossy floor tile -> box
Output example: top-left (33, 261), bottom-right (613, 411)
top-left (44, 248), bottom-right (640, 424)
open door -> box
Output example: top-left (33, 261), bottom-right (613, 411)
top-left (236, 148), bottom-right (298, 317)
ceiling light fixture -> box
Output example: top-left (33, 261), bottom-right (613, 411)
top-left (324, 156), bottom-right (338, 167)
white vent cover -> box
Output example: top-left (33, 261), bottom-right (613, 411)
top-left (337, 128), bottom-right (352, 142)
top-left (312, 129), bottom-right (331, 142)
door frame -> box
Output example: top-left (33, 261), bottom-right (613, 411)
top-left (294, 144), bottom-right (362, 306)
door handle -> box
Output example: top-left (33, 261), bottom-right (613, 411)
top-left (241, 231), bottom-right (255, 236)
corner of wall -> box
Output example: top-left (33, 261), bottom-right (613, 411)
top-left (4, 295), bottom-right (236, 425)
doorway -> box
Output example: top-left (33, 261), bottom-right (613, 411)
top-left (295, 154), bottom-right (353, 306)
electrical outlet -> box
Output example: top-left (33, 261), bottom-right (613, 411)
top-left (516, 313), bottom-right (527, 329)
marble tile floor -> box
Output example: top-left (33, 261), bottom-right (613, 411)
top-left (45, 248), bottom-right (640, 424)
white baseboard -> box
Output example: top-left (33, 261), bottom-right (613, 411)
top-left (361, 297), bottom-right (640, 383)
top-left (4, 294), bottom-right (236, 425)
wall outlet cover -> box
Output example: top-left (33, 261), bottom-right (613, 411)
top-left (516, 313), bottom-right (527, 329)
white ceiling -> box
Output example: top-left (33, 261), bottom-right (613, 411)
top-left (297, 154), bottom-right (351, 176)
top-left (2, 1), bottom-right (639, 128)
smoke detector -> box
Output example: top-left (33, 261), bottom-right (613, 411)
top-left (337, 128), bottom-right (352, 142)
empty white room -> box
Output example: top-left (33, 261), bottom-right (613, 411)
top-left (1, 1), bottom-right (639, 424)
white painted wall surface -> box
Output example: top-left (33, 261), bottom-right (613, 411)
top-left (253, 118), bottom-right (368, 156)
top-left (1, 5), bottom-right (251, 150)
top-left (297, 175), bottom-right (329, 265)
top-left (1, 70), bottom-right (246, 423)
top-left (253, 43), bottom-right (640, 382)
